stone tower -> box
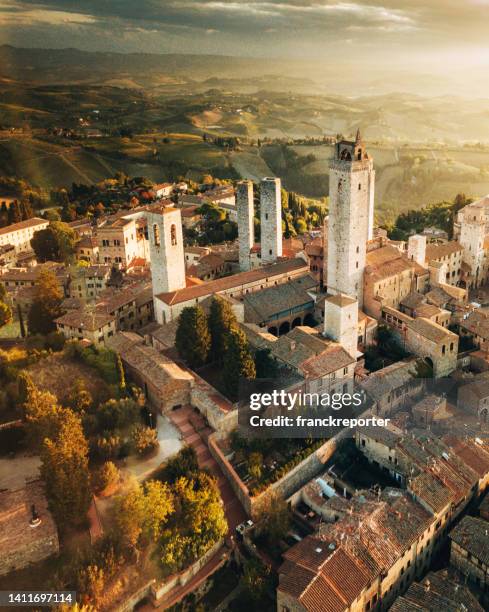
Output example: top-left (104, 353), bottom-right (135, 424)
top-left (326, 130), bottom-right (375, 306)
top-left (237, 180), bottom-right (255, 272)
top-left (323, 294), bottom-right (358, 358)
top-left (147, 206), bottom-right (186, 299)
top-left (407, 234), bottom-right (427, 266)
top-left (260, 177), bottom-right (282, 265)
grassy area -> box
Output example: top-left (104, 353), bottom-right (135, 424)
top-left (0, 319), bottom-right (21, 338)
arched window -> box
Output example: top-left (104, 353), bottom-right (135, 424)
top-left (171, 224), bottom-right (177, 246)
top-left (153, 224), bottom-right (160, 247)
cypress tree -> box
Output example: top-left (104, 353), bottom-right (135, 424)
top-left (208, 296), bottom-right (236, 363)
top-left (175, 305), bottom-right (211, 368)
top-left (222, 326), bottom-right (256, 400)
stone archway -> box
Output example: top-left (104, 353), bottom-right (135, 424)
top-left (279, 321), bottom-right (290, 336)
top-left (481, 408), bottom-right (488, 424)
top-left (268, 326), bottom-right (278, 337)
top-left (291, 317), bottom-right (302, 329)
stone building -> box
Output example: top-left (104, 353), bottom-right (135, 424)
top-left (260, 177), bottom-right (282, 265)
top-left (425, 240), bottom-right (464, 287)
top-left (0, 217), bottom-right (48, 254)
top-left (323, 294), bottom-right (358, 359)
top-left (455, 195), bottom-right (489, 288)
top-left (457, 379), bottom-right (489, 421)
top-left (97, 217), bottom-right (141, 267)
top-left (391, 569), bottom-right (484, 612)
top-left (153, 257), bottom-right (309, 324)
top-left (326, 130), bottom-right (374, 305)
top-left (449, 515), bottom-right (489, 591)
top-left (237, 180), bottom-right (254, 272)
top-left (242, 274), bottom-right (317, 336)
top-left (75, 235), bottom-right (99, 264)
top-left (0, 480), bottom-right (59, 577)
top-left (147, 206), bottom-right (186, 310)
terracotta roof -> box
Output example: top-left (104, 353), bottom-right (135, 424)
top-left (425, 241), bottom-right (463, 262)
top-left (55, 309), bottom-right (114, 331)
top-left (407, 317), bottom-right (456, 344)
top-left (155, 258), bottom-right (308, 305)
top-left (450, 516), bottom-right (489, 565)
top-left (0, 217), bottom-right (47, 237)
top-left (0, 480), bottom-right (58, 558)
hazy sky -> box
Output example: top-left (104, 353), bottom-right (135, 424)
top-left (0, 1), bottom-right (488, 67)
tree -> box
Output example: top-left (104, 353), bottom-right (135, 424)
top-left (158, 473), bottom-right (227, 573)
top-left (23, 385), bottom-right (66, 450)
top-left (0, 301), bottom-right (11, 328)
top-left (254, 348), bottom-right (279, 379)
top-left (96, 398), bottom-right (141, 432)
top-left (222, 326), bottom-right (256, 400)
top-left (31, 221), bottom-right (75, 263)
top-left (132, 424), bottom-right (159, 456)
top-left (257, 492), bottom-right (291, 543)
top-left (17, 304), bottom-right (26, 338)
top-left (67, 378), bottom-right (92, 414)
top-left (208, 296), bottom-right (236, 363)
top-left (116, 353), bottom-right (126, 390)
top-left (93, 461), bottom-right (120, 494)
top-left (175, 305), bottom-right (211, 368)
top-left (248, 451), bottom-right (263, 481)
top-left (27, 269), bottom-right (64, 335)
top-left (40, 408), bottom-right (92, 529)
top-left (240, 558), bottom-right (271, 604)
top-left (113, 480), bottom-right (173, 550)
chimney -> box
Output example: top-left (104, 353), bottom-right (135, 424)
top-left (29, 504), bottom-right (42, 528)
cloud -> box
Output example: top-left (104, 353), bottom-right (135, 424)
top-left (0, 0), bottom-right (488, 59)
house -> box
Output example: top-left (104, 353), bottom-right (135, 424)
top-left (391, 569), bottom-right (483, 611)
top-left (153, 183), bottom-right (174, 199)
top-left (0, 218), bottom-right (49, 254)
top-left (457, 379), bottom-right (489, 421)
top-left (75, 235), bottom-right (99, 264)
top-left (0, 481), bottom-right (59, 577)
top-left (55, 309), bottom-right (116, 345)
top-left (449, 515), bottom-right (489, 591)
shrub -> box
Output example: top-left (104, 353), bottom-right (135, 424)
top-left (94, 461), bottom-right (120, 494)
top-left (132, 425), bottom-right (159, 456)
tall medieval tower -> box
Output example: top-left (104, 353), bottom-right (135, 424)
top-left (326, 130), bottom-right (374, 307)
top-left (147, 206), bottom-right (186, 299)
top-left (237, 180), bottom-right (255, 272)
top-left (260, 177), bottom-right (283, 265)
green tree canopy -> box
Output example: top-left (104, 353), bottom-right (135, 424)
top-left (31, 221), bottom-right (76, 263)
top-left (175, 305), bottom-right (211, 368)
top-left (40, 408), bottom-right (92, 529)
top-left (208, 295), bottom-right (237, 363)
top-left (222, 326), bottom-right (256, 400)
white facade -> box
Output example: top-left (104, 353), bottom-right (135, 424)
top-left (0, 218), bottom-right (48, 254)
top-left (323, 294), bottom-right (359, 358)
top-left (407, 234), bottom-right (427, 266)
top-left (148, 207), bottom-right (186, 319)
top-left (260, 177), bottom-right (282, 265)
top-left (237, 180), bottom-right (254, 272)
top-left (326, 133), bottom-right (374, 307)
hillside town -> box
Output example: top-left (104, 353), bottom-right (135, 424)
top-left (0, 130), bottom-right (488, 612)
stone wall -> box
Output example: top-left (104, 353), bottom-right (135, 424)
top-left (208, 431), bottom-right (343, 518)
top-left (152, 539), bottom-right (227, 603)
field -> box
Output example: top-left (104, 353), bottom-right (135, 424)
top-left (2, 76), bottom-right (489, 220)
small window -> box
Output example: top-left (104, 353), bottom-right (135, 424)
top-left (153, 223), bottom-right (160, 247)
top-left (171, 224), bottom-right (177, 246)
top-left (358, 183), bottom-right (361, 190)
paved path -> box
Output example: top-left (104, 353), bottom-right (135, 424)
top-left (168, 405), bottom-right (247, 532)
